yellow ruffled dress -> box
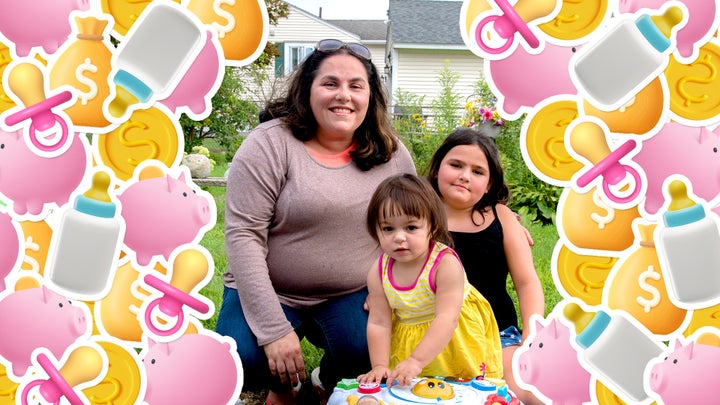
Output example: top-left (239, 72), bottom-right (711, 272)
top-left (379, 241), bottom-right (502, 379)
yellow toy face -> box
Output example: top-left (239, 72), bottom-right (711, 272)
top-left (411, 378), bottom-right (455, 400)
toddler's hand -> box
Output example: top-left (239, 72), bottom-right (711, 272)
top-left (387, 358), bottom-right (422, 387)
top-left (357, 366), bottom-right (389, 384)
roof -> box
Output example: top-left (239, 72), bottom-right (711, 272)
top-left (325, 20), bottom-right (388, 41)
top-left (389, 0), bottom-right (464, 46)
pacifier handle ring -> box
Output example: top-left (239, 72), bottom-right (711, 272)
top-left (28, 114), bottom-right (69, 153)
top-left (492, 0), bottom-right (540, 49)
top-left (21, 379), bottom-right (44, 405)
top-left (145, 298), bottom-right (185, 337)
top-left (143, 273), bottom-right (211, 315)
top-left (602, 165), bottom-right (642, 205)
top-left (476, 14), bottom-right (514, 55)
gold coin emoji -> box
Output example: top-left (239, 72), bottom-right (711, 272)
top-left (583, 76), bottom-right (665, 136)
top-left (605, 223), bottom-right (688, 336)
top-left (666, 41), bottom-right (720, 123)
top-left (95, 106), bottom-right (182, 182)
top-left (595, 380), bottom-right (658, 405)
top-left (554, 242), bottom-right (618, 306)
top-left (100, 0), bottom-right (181, 37)
top-left (539, 0), bottom-right (610, 41)
top-left (0, 42), bottom-right (16, 114)
top-left (559, 188), bottom-right (640, 253)
top-left (522, 98), bottom-right (583, 184)
top-left (82, 340), bottom-right (144, 405)
top-left (682, 303), bottom-right (720, 338)
top-left (0, 363), bottom-right (19, 405)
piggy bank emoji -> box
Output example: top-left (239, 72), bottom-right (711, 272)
top-left (142, 332), bottom-right (242, 405)
top-left (117, 161), bottom-right (215, 267)
top-left (0, 275), bottom-right (89, 379)
top-left (516, 316), bottom-right (592, 404)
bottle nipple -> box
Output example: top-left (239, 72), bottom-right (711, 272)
top-left (651, 6), bottom-right (684, 39)
top-left (563, 302), bottom-right (596, 334)
top-left (108, 85), bottom-right (139, 119)
top-left (667, 179), bottom-right (695, 212)
top-left (84, 171), bottom-right (112, 202)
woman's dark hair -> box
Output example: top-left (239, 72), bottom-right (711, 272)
top-left (366, 173), bottom-right (453, 247)
top-left (260, 46), bottom-right (398, 171)
top-left (427, 128), bottom-right (510, 225)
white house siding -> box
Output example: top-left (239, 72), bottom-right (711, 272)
top-left (392, 48), bottom-right (485, 111)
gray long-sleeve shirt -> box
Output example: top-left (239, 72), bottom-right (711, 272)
top-left (223, 118), bottom-right (416, 345)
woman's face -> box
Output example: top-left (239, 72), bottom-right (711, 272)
top-left (310, 53), bottom-right (370, 141)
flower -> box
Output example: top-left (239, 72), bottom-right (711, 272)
top-left (460, 97), bottom-right (505, 129)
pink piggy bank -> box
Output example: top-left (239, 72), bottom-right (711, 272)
top-left (634, 122), bottom-right (720, 216)
top-left (0, 0), bottom-right (90, 57)
top-left (516, 317), bottom-right (592, 405)
top-left (0, 211), bottom-right (21, 292)
top-left (618, 0), bottom-right (717, 61)
top-left (158, 29), bottom-right (223, 119)
top-left (0, 129), bottom-right (88, 217)
top-left (0, 277), bottom-right (89, 378)
top-left (143, 333), bottom-right (242, 405)
top-left (117, 162), bottom-right (214, 266)
top-left (488, 42), bottom-right (578, 119)
top-left (647, 338), bottom-right (720, 404)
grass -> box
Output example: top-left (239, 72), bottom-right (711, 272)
top-left (196, 158), bottom-right (562, 377)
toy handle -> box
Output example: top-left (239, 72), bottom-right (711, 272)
top-left (602, 165), bottom-right (642, 204)
top-left (144, 298), bottom-right (185, 337)
top-left (28, 114), bottom-right (69, 153)
top-left (475, 15), bottom-right (514, 55)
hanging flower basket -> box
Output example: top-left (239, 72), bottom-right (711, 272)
top-left (460, 95), bottom-right (505, 138)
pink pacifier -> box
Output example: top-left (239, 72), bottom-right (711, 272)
top-left (3, 61), bottom-right (73, 155)
top-left (475, 0), bottom-right (557, 55)
top-left (570, 121), bottom-right (643, 205)
top-left (21, 346), bottom-right (103, 405)
top-left (142, 249), bottom-right (211, 337)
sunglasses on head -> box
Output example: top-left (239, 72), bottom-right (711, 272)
top-left (316, 39), bottom-right (372, 61)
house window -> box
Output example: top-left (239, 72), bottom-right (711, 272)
top-left (276, 43), bottom-right (314, 76)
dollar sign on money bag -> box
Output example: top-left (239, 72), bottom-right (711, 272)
top-left (48, 16), bottom-right (113, 130)
top-left (605, 222), bottom-right (688, 336)
top-left (560, 187), bottom-right (640, 253)
top-left (186, 0), bottom-right (268, 65)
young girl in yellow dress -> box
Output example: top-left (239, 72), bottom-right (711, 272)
top-left (357, 173), bottom-right (502, 387)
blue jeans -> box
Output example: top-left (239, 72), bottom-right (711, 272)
top-left (215, 286), bottom-right (371, 393)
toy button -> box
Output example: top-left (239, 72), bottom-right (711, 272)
top-left (357, 382), bottom-right (381, 394)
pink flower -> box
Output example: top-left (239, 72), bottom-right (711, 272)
top-left (484, 394), bottom-right (509, 405)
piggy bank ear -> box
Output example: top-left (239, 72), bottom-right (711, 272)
top-left (177, 171), bottom-right (187, 183)
top-left (534, 318), bottom-right (544, 333)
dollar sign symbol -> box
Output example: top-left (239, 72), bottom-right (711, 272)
top-left (545, 116), bottom-right (577, 167)
top-left (636, 265), bottom-right (661, 313)
top-left (75, 57), bottom-right (98, 105)
top-left (212, 0), bottom-right (236, 38)
top-left (590, 189), bottom-right (614, 229)
top-left (677, 54), bottom-right (715, 106)
top-left (21, 235), bottom-right (41, 272)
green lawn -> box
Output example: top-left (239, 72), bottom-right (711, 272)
top-left (197, 160), bottom-right (562, 369)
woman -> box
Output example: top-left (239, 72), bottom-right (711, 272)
top-left (216, 39), bottom-right (416, 405)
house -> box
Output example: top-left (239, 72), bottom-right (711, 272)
top-left (247, 0), bottom-right (486, 117)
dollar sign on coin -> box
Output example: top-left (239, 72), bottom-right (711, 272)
top-left (95, 106), bottom-right (182, 182)
top-left (559, 188), bottom-right (639, 253)
top-left (553, 242), bottom-right (618, 305)
top-left (665, 41), bottom-right (720, 123)
top-left (521, 98), bottom-right (583, 185)
top-left (19, 220), bottom-right (53, 277)
top-left (48, 16), bottom-right (114, 130)
top-left (186, 0), bottom-right (268, 65)
top-left (82, 340), bottom-right (144, 405)
top-left (605, 222), bottom-right (688, 336)
top-left (538, 0), bottom-right (610, 41)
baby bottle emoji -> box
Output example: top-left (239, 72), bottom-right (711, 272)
top-left (571, 5), bottom-right (684, 110)
top-left (47, 170), bottom-right (124, 301)
top-left (656, 178), bottom-right (720, 309)
top-left (564, 301), bottom-right (664, 403)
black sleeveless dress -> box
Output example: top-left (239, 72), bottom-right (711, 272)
top-left (450, 205), bottom-right (519, 332)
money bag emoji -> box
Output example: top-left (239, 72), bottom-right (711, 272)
top-left (605, 222), bottom-right (688, 336)
top-left (48, 15), bottom-right (114, 130)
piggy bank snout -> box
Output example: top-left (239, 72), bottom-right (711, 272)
top-left (517, 352), bottom-right (535, 382)
top-left (648, 364), bottom-right (666, 393)
top-left (195, 200), bottom-right (211, 225)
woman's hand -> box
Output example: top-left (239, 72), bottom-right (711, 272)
top-left (357, 365), bottom-right (390, 384)
top-left (263, 331), bottom-right (306, 386)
